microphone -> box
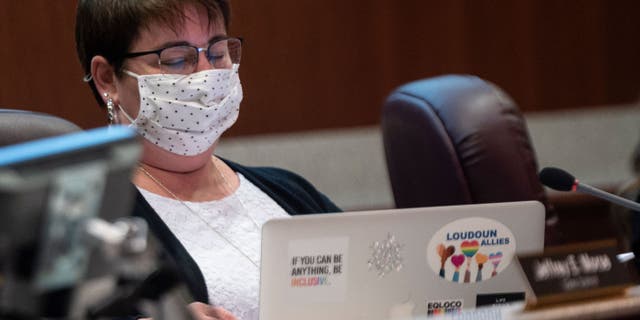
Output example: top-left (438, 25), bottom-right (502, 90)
top-left (540, 167), bottom-right (639, 264)
top-left (539, 167), bottom-right (640, 212)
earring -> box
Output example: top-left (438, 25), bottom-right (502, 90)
top-left (104, 92), bottom-right (115, 124)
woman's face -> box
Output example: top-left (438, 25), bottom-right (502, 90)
top-left (115, 5), bottom-right (227, 171)
top-left (117, 5), bottom-right (226, 121)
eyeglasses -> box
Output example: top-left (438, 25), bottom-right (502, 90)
top-left (122, 37), bottom-right (242, 75)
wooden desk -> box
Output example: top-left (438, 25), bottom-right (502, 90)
top-left (439, 286), bottom-right (640, 320)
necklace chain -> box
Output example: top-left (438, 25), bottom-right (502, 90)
top-left (138, 157), bottom-right (260, 268)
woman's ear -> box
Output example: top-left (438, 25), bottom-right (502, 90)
top-left (91, 56), bottom-right (118, 104)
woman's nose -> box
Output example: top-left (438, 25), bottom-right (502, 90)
top-left (194, 50), bottom-right (214, 72)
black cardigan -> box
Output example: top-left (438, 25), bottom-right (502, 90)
top-left (132, 159), bottom-right (341, 302)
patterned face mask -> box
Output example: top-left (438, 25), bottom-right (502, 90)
top-left (118, 65), bottom-right (243, 156)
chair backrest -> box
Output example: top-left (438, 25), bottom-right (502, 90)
top-left (0, 109), bottom-right (81, 146)
top-left (381, 74), bottom-right (550, 214)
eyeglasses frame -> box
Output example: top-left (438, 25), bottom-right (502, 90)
top-left (121, 36), bottom-right (243, 71)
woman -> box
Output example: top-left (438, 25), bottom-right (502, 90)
top-left (75, 1), bottom-right (340, 319)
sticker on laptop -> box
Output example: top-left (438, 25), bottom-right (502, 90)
top-left (287, 236), bottom-right (349, 302)
top-left (426, 298), bottom-right (463, 316)
top-left (427, 217), bottom-right (516, 284)
top-left (368, 233), bottom-right (404, 277)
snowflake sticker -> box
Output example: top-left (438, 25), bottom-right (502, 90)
top-left (368, 233), bottom-right (403, 277)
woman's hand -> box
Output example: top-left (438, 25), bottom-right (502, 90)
top-left (188, 302), bottom-right (238, 320)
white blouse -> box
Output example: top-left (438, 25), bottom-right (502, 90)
top-left (138, 172), bottom-right (289, 320)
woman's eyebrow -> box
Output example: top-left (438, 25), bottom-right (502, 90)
top-left (209, 34), bottom-right (228, 43)
top-left (154, 40), bottom-right (191, 49)
top-left (155, 34), bottom-right (228, 49)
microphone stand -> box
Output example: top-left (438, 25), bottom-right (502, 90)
top-left (576, 183), bottom-right (640, 212)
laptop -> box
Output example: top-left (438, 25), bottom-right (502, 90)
top-left (259, 200), bottom-right (545, 320)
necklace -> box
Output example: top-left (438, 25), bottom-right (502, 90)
top-left (138, 157), bottom-right (260, 268)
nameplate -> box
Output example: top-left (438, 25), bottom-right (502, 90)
top-left (517, 240), bottom-right (634, 308)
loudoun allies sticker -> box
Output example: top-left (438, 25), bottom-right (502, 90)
top-left (427, 217), bottom-right (516, 284)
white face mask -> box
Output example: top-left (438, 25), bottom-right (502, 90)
top-left (119, 65), bottom-right (243, 156)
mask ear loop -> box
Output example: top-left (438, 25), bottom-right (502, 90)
top-left (103, 92), bottom-right (115, 124)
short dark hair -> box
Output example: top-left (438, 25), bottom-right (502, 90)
top-left (75, 0), bottom-right (231, 107)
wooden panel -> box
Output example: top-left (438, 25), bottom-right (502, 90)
top-left (0, 1), bottom-right (639, 135)
top-left (604, 0), bottom-right (640, 105)
top-left (0, 1), bottom-right (103, 129)
top-left (530, 0), bottom-right (608, 108)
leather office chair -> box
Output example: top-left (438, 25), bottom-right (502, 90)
top-left (0, 108), bottom-right (81, 146)
top-left (381, 75), bottom-right (558, 242)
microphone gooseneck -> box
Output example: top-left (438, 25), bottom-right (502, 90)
top-left (538, 167), bottom-right (576, 192)
top-left (539, 166), bottom-right (640, 212)
top-left (541, 166), bottom-right (640, 265)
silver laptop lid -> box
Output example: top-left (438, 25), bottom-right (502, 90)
top-left (259, 201), bottom-right (545, 320)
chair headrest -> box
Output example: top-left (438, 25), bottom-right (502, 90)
top-left (382, 74), bottom-right (548, 211)
top-left (0, 109), bottom-right (82, 147)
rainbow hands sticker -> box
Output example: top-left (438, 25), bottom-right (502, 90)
top-left (450, 254), bottom-right (465, 282)
top-left (437, 244), bottom-right (455, 278)
top-left (427, 217), bottom-right (516, 284)
top-left (461, 240), bottom-right (479, 283)
top-left (489, 252), bottom-right (503, 278)
top-left (475, 253), bottom-right (488, 282)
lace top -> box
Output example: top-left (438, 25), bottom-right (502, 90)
top-left (138, 173), bottom-right (289, 320)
